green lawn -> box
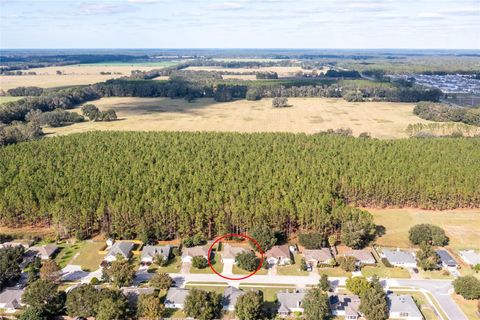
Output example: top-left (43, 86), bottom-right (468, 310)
top-left (276, 254), bottom-right (309, 276)
top-left (232, 264), bottom-right (268, 275)
top-left (393, 290), bottom-right (437, 320)
top-left (184, 285), bottom-right (227, 295)
top-left (317, 267), bottom-right (351, 277)
top-left (70, 241), bottom-right (106, 271)
top-left (190, 258), bottom-right (223, 274)
top-left (238, 286), bottom-right (295, 302)
top-left (419, 269), bottom-right (453, 280)
top-left (54, 241), bottom-right (85, 268)
top-left (361, 265), bottom-right (411, 279)
top-left (156, 256), bottom-right (182, 274)
top-left (0, 96), bottom-right (24, 104)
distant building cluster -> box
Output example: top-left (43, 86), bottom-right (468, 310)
top-left (391, 74), bottom-right (480, 94)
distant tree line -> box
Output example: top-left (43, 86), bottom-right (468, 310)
top-left (0, 132), bottom-right (478, 240)
top-left (7, 86), bottom-right (45, 96)
top-left (413, 102), bottom-right (480, 126)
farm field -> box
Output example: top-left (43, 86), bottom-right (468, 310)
top-left (370, 208), bottom-right (480, 250)
top-left (43, 97), bottom-right (429, 139)
top-left (0, 96), bottom-right (24, 103)
top-left (0, 63), bottom-right (172, 90)
top-left (184, 66), bottom-right (327, 77)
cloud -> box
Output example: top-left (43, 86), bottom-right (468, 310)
top-left (127, 0), bottom-right (159, 3)
top-left (209, 2), bottom-right (246, 11)
top-left (417, 12), bottom-right (445, 19)
top-left (440, 7), bottom-right (479, 16)
top-left (78, 2), bottom-right (136, 15)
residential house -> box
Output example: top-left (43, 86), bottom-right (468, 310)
top-left (382, 249), bottom-right (417, 268)
top-left (0, 288), bottom-right (24, 313)
top-left (329, 294), bottom-right (361, 320)
top-left (436, 249), bottom-right (458, 270)
top-left (342, 249), bottom-right (376, 266)
top-left (140, 245), bottom-right (171, 265)
top-left (181, 245), bottom-right (209, 263)
top-left (27, 244), bottom-right (58, 260)
top-left (221, 286), bottom-right (246, 311)
top-left (459, 250), bottom-right (480, 266)
top-left (164, 288), bottom-right (189, 309)
top-left (388, 293), bottom-right (424, 320)
top-left (0, 239), bottom-right (34, 249)
top-left (303, 248), bottom-right (333, 267)
top-left (276, 290), bottom-right (306, 317)
top-left (266, 244), bottom-right (292, 265)
top-left (104, 242), bottom-right (134, 263)
top-left (221, 244), bottom-right (247, 264)
top-left (121, 287), bottom-right (155, 307)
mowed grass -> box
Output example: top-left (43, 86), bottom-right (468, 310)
top-left (0, 64), bottom-right (174, 90)
top-left (0, 96), bottom-right (24, 104)
top-left (370, 208), bottom-right (480, 250)
top-left (361, 265), bottom-right (411, 279)
top-left (155, 256), bottom-right (182, 274)
top-left (70, 241), bottom-right (106, 271)
top-left (44, 97), bottom-right (428, 139)
top-left (55, 241), bottom-right (85, 268)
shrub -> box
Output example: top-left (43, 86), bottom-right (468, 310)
top-left (235, 252), bottom-right (259, 272)
top-left (337, 256), bottom-right (357, 272)
top-left (192, 256), bottom-right (208, 269)
top-left (453, 276), bottom-right (480, 300)
top-left (272, 97), bottom-right (289, 108)
top-left (381, 258), bottom-right (393, 268)
top-left (409, 224), bottom-right (449, 246)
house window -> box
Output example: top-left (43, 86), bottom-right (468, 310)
top-left (400, 312), bottom-right (409, 316)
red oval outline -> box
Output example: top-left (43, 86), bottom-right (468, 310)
top-left (207, 233), bottom-right (265, 281)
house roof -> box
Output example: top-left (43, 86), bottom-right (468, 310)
top-left (459, 250), bottom-right (480, 265)
top-left (0, 288), bottom-right (23, 309)
top-left (436, 250), bottom-right (457, 266)
top-left (28, 244), bottom-right (58, 258)
top-left (343, 250), bottom-right (375, 263)
top-left (277, 290), bottom-right (306, 312)
top-left (121, 287), bottom-right (155, 305)
top-left (383, 249), bottom-right (416, 264)
top-left (329, 294), bottom-right (361, 317)
top-left (181, 245), bottom-right (209, 258)
top-left (141, 245), bottom-right (171, 260)
top-left (106, 242), bottom-right (134, 259)
top-left (221, 286), bottom-right (246, 308)
top-left (222, 244), bottom-right (247, 260)
top-left (303, 249), bottom-right (333, 262)
top-left (388, 294), bottom-right (422, 318)
top-left (266, 244), bottom-right (291, 259)
top-left (165, 288), bottom-right (189, 306)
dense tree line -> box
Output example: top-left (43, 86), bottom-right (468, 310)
top-left (413, 102), bottom-right (480, 126)
top-left (7, 86), bottom-right (44, 96)
top-left (325, 69), bottom-right (361, 78)
top-left (0, 132), bottom-right (478, 240)
top-left (0, 121), bottom-right (43, 146)
top-left (26, 109), bottom-right (84, 127)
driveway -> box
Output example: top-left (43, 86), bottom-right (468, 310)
top-left (61, 265), bottom-right (90, 282)
top-left (181, 262), bottom-right (191, 274)
top-left (222, 261), bottom-right (234, 276)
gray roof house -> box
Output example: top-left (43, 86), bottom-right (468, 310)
top-left (303, 248), bottom-right (333, 266)
top-left (222, 244), bottom-right (248, 263)
top-left (27, 244), bottom-right (58, 260)
top-left (221, 286), bottom-right (246, 311)
top-left (165, 288), bottom-right (189, 309)
top-left (0, 288), bottom-right (24, 313)
top-left (181, 246), bottom-right (210, 263)
top-left (276, 290), bottom-right (306, 316)
top-left (266, 244), bottom-right (292, 265)
top-left (388, 293), bottom-right (423, 320)
top-left (329, 294), bottom-right (361, 320)
top-left (104, 242), bottom-right (134, 262)
top-left (459, 250), bottom-right (480, 266)
top-left (382, 249), bottom-right (417, 268)
top-left (141, 245), bottom-right (171, 264)
top-left (121, 287), bottom-right (155, 306)
top-left (436, 249), bottom-right (457, 269)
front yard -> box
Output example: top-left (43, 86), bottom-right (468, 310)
top-left (70, 241), bottom-right (106, 271)
top-left (190, 258), bottom-right (224, 274)
top-left (419, 269), bottom-right (453, 280)
top-left (154, 256), bottom-right (182, 274)
top-left (361, 265), bottom-right (411, 279)
top-left (276, 254), bottom-right (309, 276)
top-left (232, 264), bottom-right (268, 275)
top-left (54, 241), bottom-right (85, 268)
top-left (317, 267), bottom-right (351, 277)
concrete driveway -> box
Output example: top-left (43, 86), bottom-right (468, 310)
top-left (222, 260), bottom-right (234, 276)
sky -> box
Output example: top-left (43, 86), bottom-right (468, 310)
top-left (0, 0), bottom-right (479, 49)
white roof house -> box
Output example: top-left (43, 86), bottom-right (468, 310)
top-left (276, 290), bottom-right (306, 317)
top-left (140, 245), bottom-right (171, 264)
top-left (266, 244), bottom-right (292, 265)
top-left (165, 288), bottom-right (189, 309)
top-left (104, 242), bottom-right (134, 263)
top-left (221, 286), bottom-right (246, 311)
top-left (221, 244), bottom-right (247, 264)
top-left (342, 249), bottom-right (376, 266)
top-left (459, 250), bottom-right (480, 266)
top-left (181, 246), bottom-right (209, 263)
top-left (382, 249), bottom-right (417, 268)
top-left (0, 288), bottom-right (24, 313)
top-left (388, 293), bottom-right (423, 320)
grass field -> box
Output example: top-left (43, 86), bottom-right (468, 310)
top-left (0, 96), bottom-right (24, 104)
top-left (0, 63), bottom-right (174, 90)
top-left (44, 97), bottom-right (428, 139)
top-left (317, 267), bottom-right (351, 277)
top-left (156, 256), bottom-right (182, 273)
top-left (370, 208), bottom-right (480, 250)
top-left (232, 264), bottom-right (268, 275)
top-left (276, 254), bottom-right (309, 276)
top-left (361, 265), bottom-right (411, 279)
top-left (54, 241), bottom-right (85, 268)
top-left (185, 66), bottom-right (327, 77)
top-left (70, 241), bottom-right (106, 271)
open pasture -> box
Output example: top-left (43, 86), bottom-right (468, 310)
top-left (0, 63), bottom-right (173, 90)
top-left (370, 208), bottom-right (480, 250)
top-left (44, 97), bottom-right (429, 139)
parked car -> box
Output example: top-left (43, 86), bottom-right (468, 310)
top-left (413, 268), bottom-right (419, 274)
